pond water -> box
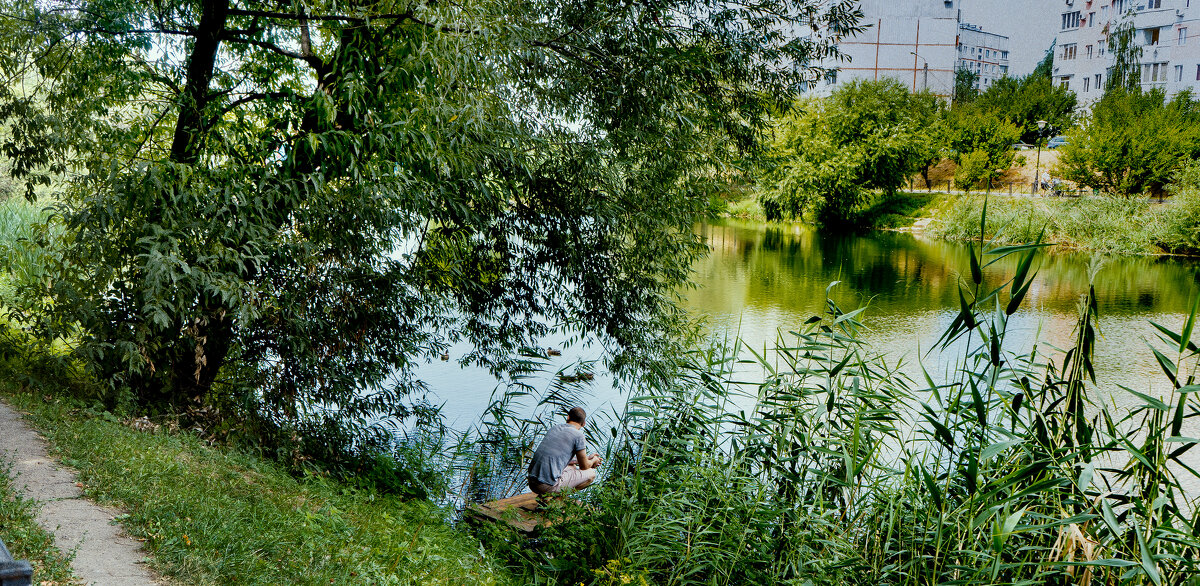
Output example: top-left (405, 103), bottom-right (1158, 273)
top-left (421, 218), bottom-right (1200, 429)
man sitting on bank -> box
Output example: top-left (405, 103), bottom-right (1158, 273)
top-left (527, 407), bottom-right (603, 495)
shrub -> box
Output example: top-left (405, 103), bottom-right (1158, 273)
top-left (1153, 161), bottom-right (1200, 254)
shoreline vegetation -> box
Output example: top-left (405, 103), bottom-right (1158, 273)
top-left (0, 2), bottom-right (1197, 584)
top-left (4, 190), bottom-right (1200, 584)
top-left (715, 169), bottom-right (1200, 258)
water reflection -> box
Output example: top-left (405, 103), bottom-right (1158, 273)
top-left (421, 219), bottom-right (1200, 427)
top-left (687, 219), bottom-right (1200, 405)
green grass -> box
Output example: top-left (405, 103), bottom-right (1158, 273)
top-left (926, 193), bottom-right (1176, 254)
top-left (0, 462), bottom-right (78, 585)
top-left (0, 386), bottom-right (511, 586)
top-left (859, 190), bottom-right (947, 229)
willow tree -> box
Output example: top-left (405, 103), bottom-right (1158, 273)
top-left (0, 1), bottom-right (860, 427)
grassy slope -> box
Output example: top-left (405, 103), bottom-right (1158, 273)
top-left (0, 386), bottom-right (510, 586)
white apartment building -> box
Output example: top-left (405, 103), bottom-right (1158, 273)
top-left (819, 1), bottom-right (1013, 100)
top-left (958, 23), bottom-right (1011, 90)
top-left (1055, 0), bottom-right (1200, 102)
top-left (825, 0), bottom-right (961, 98)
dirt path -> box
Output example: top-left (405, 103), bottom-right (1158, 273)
top-left (0, 399), bottom-right (162, 585)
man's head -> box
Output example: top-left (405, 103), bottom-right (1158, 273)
top-left (567, 407), bottom-right (586, 426)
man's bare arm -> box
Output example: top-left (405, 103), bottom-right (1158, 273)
top-left (575, 449), bottom-right (602, 470)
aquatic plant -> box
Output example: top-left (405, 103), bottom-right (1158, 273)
top-left (474, 201), bottom-right (1200, 586)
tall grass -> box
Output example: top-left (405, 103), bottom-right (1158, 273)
top-left (474, 203), bottom-right (1200, 585)
top-left (0, 197), bottom-right (52, 297)
top-left (928, 194), bottom-right (1157, 254)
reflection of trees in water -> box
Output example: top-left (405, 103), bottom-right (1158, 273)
top-left (691, 219), bottom-right (1200, 318)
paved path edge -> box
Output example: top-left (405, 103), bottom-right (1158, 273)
top-left (0, 398), bottom-right (163, 585)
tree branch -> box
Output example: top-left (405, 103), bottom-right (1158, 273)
top-left (226, 8), bottom-right (407, 23)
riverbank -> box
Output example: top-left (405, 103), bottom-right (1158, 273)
top-left (0, 382), bottom-right (511, 585)
top-left (718, 187), bottom-right (1200, 257)
top-left (922, 191), bottom-right (1200, 256)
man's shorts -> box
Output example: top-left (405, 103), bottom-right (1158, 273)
top-left (551, 464), bottom-right (596, 492)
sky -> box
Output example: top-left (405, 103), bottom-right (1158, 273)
top-left (959, 0), bottom-right (1061, 76)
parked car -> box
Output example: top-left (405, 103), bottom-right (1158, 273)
top-left (1011, 142), bottom-right (1034, 150)
top-left (1046, 136), bottom-right (1068, 149)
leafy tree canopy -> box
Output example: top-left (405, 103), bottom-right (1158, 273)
top-left (943, 105), bottom-right (1020, 189)
top-left (0, 0), bottom-right (862, 434)
top-left (758, 79), bottom-right (943, 227)
top-left (953, 67), bottom-right (979, 105)
top-left (1055, 87), bottom-right (1200, 197)
top-left (971, 75), bottom-right (1076, 144)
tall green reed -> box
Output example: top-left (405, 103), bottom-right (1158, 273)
top-left (471, 197), bottom-right (1200, 586)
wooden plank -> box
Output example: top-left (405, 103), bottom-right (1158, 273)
top-left (465, 492), bottom-right (553, 535)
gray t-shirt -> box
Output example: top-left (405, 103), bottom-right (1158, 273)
top-left (527, 423), bottom-right (587, 486)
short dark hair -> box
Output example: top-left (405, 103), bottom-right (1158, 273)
top-left (567, 407), bottom-right (586, 424)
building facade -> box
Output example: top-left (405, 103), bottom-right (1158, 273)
top-left (827, 0), bottom-right (961, 98)
top-left (820, 1), bottom-right (1012, 100)
top-left (957, 23), bottom-right (1011, 91)
top-left (1055, 0), bottom-right (1200, 102)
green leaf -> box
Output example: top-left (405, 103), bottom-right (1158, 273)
top-left (969, 242), bottom-right (982, 285)
top-left (981, 440), bottom-right (1020, 461)
top-left (1181, 294), bottom-right (1199, 355)
top-left (1135, 520), bottom-right (1162, 585)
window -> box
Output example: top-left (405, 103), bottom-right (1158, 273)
top-left (1099, 39), bottom-right (1106, 56)
top-left (1177, 65), bottom-right (1184, 82)
top-left (1062, 11), bottom-right (1081, 31)
top-left (1084, 77), bottom-right (1090, 92)
top-left (1102, 5), bottom-right (1110, 19)
top-left (1062, 44), bottom-right (1078, 60)
top-left (1089, 12), bottom-right (1096, 26)
top-left (1147, 0), bottom-right (1161, 7)
top-left (1087, 44), bottom-right (1094, 58)
top-left (1149, 28), bottom-right (1160, 45)
top-left (1181, 27), bottom-right (1189, 45)
top-left (1095, 73), bottom-right (1102, 88)
top-left (1060, 76), bottom-right (1071, 90)
top-left (1142, 62), bottom-right (1168, 84)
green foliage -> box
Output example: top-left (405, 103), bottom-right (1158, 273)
top-left (858, 190), bottom-right (941, 229)
top-left (479, 214), bottom-right (1200, 585)
top-left (0, 384), bottom-right (511, 585)
top-left (954, 149), bottom-right (995, 191)
top-left (1056, 88), bottom-right (1200, 197)
top-left (1107, 21), bottom-right (1143, 92)
top-left (1031, 43), bottom-right (1055, 79)
top-left (954, 67), bottom-right (979, 104)
top-left (944, 107), bottom-right (1021, 188)
top-left (928, 194), bottom-right (1160, 254)
top-left (0, 0), bottom-right (862, 444)
top-left (0, 462), bottom-right (77, 584)
top-left (1154, 161), bottom-right (1200, 254)
top-left (759, 79), bottom-right (943, 227)
top-left (972, 75), bottom-right (1077, 144)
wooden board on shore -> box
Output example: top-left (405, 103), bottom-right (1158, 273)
top-left (465, 492), bottom-right (549, 535)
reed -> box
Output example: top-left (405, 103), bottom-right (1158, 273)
top-left (474, 200), bottom-right (1200, 586)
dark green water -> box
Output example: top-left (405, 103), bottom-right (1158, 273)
top-left (686, 219), bottom-right (1200, 406)
top-left (423, 218), bottom-right (1200, 425)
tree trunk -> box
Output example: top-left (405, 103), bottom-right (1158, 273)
top-left (164, 0), bottom-right (231, 405)
top-left (170, 0), bottom-right (229, 164)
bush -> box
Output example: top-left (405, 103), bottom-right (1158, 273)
top-left (1153, 161), bottom-right (1200, 254)
top-left (479, 229), bottom-right (1200, 585)
top-left (954, 149), bottom-right (993, 191)
top-left (928, 194), bottom-right (1157, 254)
